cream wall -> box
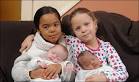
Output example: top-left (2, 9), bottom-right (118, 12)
top-left (65, 0), bottom-right (139, 21)
top-left (21, 0), bottom-right (80, 21)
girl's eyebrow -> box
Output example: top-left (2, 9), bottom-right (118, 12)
top-left (42, 24), bottom-right (49, 26)
top-left (42, 21), bottom-right (60, 26)
top-left (53, 21), bottom-right (60, 24)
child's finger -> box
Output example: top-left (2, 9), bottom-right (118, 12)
top-left (19, 45), bottom-right (26, 53)
top-left (42, 68), bottom-right (52, 79)
top-left (25, 46), bottom-right (31, 52)
top-left (47, 70), bottom-right (55, 79)
top-left (51, 70), bottom-right (59, 79)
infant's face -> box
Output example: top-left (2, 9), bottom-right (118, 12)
top-left (47, 45), bottom-right (67, 63)
top-left (78, 53), bottom-right (102, 70)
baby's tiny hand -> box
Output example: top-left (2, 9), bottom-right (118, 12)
top-left (37, 60), bottom-right (48, 68)
top-left (65, 64), bottom-right (74, 72)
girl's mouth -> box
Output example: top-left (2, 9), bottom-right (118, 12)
top-left (49, 34), bottom-right (57, 38)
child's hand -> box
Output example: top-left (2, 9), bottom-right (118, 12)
top-left (42, 64), bottom-right (61, 80)
top-left (85, 73), bottom-right (107, 82)
top-left (19, 34), bottom-right (34, 53)
top-left (29, 68), bottom-right (45, 79)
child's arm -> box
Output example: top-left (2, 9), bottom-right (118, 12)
top-left (11, 52), bottom-right (33, 81)
top-left (19, 27), bottom-right (36, 53)
top-left (102, 43), bottom-right (129, 81)
top-left (12, 43), bottom-right (43, 81)
top-left (19, 34), bottom-right (35, 53)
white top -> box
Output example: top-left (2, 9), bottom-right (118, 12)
top-left (12, 32), bottom-right (73, 82)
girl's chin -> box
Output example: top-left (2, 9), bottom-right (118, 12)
top-left (81, 37), bottom-right (90, 42)
top-left (49, 39), bottom-right (58, 43)
top-left (81, 39), bottom-right (89, 43)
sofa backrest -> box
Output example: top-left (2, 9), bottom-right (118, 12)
top-left (0, 21), bottom-right (33, 82)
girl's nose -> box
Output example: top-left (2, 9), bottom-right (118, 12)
top-left (81, 26), bottom-right (87, 33)
top-left (49, 26), bottom-right (55, 33)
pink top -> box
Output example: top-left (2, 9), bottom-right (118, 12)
top-left (64, 35), bottom-right (129, 82)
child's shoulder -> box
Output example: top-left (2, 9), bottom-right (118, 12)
top-left (99, 39), bottom-right (111, 48)
top-left (64, 35), bottom-right (82, 44)
top-left (64, 35), bottom-right (78, 40)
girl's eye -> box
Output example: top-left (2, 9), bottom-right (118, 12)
top-left (44, 26), bottom-right (48, 28)
top-left (54, 23), bottom-right (60, 27)
top-left (43, 25), bottom-right (48, 29)
top-left (84, 22), bottom-right (89, 26)
top-left (75, 26), bottom-right (80, 31)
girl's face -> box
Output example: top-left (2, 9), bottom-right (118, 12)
top-left (71, 13), bottom-right (97, 43)
top-left (39, 13), bottom-right (62, 43)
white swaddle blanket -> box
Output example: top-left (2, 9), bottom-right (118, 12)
top-left (75, 65), bottom-right (113, 82)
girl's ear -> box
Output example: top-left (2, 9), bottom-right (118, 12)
top-left (94, 20), bottom-right (98, 26)
top-left (94, 21), bottom-right (98, 30)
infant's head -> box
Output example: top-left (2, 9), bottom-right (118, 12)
top-left (47, 44), bottom-right (68, 63)
top-left (77, 50), bottom-right (102, 70)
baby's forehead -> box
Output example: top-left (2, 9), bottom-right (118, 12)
top-left (80, 51), bottom-right (96, 58)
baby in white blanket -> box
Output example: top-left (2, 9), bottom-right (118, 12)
top-left (27, 44), bottom-right (73, 82)
top-left (75, 50), bottom-right (113, 82)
